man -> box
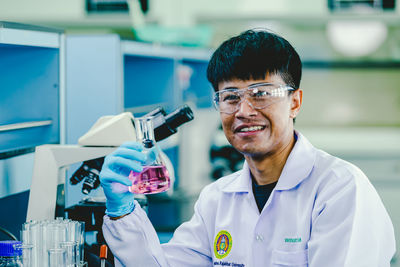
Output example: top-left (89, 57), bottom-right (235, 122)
top-left (100, 29), bottom-right (396, 266)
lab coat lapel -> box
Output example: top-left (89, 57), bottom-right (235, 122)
top-left (275, 131), bottom-right (317, 191)
top-left (221, 161), bottom-right (252, 193)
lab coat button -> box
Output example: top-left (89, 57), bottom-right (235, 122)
top-left (255, 234), bottom-right (264, 242)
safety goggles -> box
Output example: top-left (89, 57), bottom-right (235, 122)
top-left (213, 83), bottom-right (296, 114)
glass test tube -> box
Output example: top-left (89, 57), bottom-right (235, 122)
top-left (76, 221), bottom-right (85, 262)
top-left (30, 222), bottom-right (40, 267)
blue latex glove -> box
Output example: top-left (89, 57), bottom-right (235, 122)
top-left (100, 142), bottom-right (147, 218)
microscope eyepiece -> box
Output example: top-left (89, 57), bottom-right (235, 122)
top-left (165, 104), bottom-right (194, 130)
top-left (153, 104), bottom-right (194, 141)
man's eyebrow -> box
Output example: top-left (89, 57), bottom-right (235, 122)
top-left (222, 86), bottom-right (239, 90)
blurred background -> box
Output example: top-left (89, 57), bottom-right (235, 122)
top-left (0, 0), bottom-right (399, 265)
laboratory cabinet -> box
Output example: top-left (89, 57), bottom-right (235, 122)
top-left (0, 21), bottom-right (64, 239)
top-left (121, 40), bottom-right (213, 115)
top-left (124, 54), bottom-right (176, 112)
top-left (65, 35), bottom-right (212, 145)
top-left (0, 22), bottom-right (64, 158)
top-left (181, 58), bottom-right (213, 109)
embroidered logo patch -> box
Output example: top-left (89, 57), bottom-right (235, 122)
top-left (214, 230), bottom-right (232, 259)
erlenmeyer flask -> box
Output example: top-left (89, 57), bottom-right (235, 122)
top-left (128, 116), bottom-right (171, 194)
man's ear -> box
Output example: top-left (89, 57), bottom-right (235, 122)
top-left (290, 89), bottom-right (303, 119)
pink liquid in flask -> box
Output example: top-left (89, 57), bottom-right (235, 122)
top-left (128, 165), bottom-right (170, 194)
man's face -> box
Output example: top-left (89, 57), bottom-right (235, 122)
top-left (218, 74), bottom-right (302, 158)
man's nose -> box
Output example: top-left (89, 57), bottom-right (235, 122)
top-left (235, 98), bottom-right (257, 117)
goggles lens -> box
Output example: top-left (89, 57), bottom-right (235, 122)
top-left (213, 83), bottom-right (295, 114)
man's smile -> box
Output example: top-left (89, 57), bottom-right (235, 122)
top-left (234, 124), bottom-right (267, 137)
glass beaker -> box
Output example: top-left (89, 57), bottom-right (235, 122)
top-left (14, 243), bottom-right (33, 267)
top-left (128, 116), bottom-right (170, 194)
top-left (48, 248), bottom-right (67, 267)
top-left (59, 241), bottom-right (77, 267)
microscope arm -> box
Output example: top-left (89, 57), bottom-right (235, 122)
top-left (26, 145), bottom-right (116, 221)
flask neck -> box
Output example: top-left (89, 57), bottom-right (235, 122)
top-left (134, 117), bottom-right (156, 148)
top-left (134, 116), bottom-right (163, 166)
top-left (143, 139), bottom-right (154, 148)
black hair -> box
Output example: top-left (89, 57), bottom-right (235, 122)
top-left (207, 29), bottom-right (302, 91)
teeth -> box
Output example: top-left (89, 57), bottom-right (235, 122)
top-left (239, 126), bottom-right (264, 132)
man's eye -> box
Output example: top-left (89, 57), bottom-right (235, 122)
top-left (222, 94), bottom-right (240, 102)
top-left (251, 89), bottom-right (269, 97)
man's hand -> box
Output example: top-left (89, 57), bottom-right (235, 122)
top-left (99, 142), bottom-right (146, 218)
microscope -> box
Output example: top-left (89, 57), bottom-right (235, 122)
top-left (69, 105), bottom-right (194, 195)
top-left (25, 105), bottom-right (193, 265)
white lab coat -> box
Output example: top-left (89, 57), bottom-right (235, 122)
top-left (103, 131), bottom-right (396, 267)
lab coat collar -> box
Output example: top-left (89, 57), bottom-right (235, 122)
top-left (222, 131), bottom-right (316, 193)
top-left (274, 131), bottom-right (316, 191)
top-left (222, 161), bottom-right (252, 193)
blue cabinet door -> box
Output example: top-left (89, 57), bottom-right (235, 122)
top-left (0, 44), bottom-right (60, 157)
